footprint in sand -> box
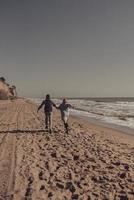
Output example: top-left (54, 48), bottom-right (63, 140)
top-left (39, 171), bottom-right (44, 180)
top-left (25, 186), bottom-right (33, 200)
top-left (40, 185), bottom-right (45, 191)
top-left (51, 152), bottom-right (57, 158)
top-left (66, 181), bottom-right (76, 193)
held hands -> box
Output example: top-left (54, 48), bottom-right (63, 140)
top-left (56, 105), bottom-right (59, 109)
top-left (54, 105), bottom-right (59, 109)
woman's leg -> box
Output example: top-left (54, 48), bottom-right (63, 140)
top-left (62, 113), bottom-right (69, 133)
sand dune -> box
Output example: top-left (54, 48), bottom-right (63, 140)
top-left (0, 99), bottom-right (134, 200)
top-left (0, 79), bottom-right (17, 100)
top-left (0, 81), bottom-right (10, 99)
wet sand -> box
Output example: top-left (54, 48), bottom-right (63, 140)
top-left (0, 99), bottom-right (134, 200)
top-left (71, 113), bottom-right (134, 136)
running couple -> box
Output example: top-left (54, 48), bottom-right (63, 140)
top-left (37, 94), bottom-right (73, 133)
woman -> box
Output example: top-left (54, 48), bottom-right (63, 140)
top-left (57, 98), bottom-right (74, 133)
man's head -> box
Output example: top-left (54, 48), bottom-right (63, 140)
top-left (46, 94), bottom-right (50, 100)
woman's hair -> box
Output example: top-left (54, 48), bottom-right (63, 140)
top-left (63, 98), bottom-right (67, 103)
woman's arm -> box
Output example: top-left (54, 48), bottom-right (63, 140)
top-left (68, 104), bottom-right (74, 109)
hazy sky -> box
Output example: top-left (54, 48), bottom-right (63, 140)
top-left (0, 0), bottom-right (134, 97)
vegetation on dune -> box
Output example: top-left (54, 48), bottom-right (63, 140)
top-left (0, 76), bottom-right (17, 100)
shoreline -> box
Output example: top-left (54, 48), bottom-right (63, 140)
top-left (29, 98), bottom-right (134, 137)
top-left (71, 113), bottom-right (134, 137)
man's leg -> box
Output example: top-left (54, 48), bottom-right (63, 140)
top-left (49, 112), bottom-right (52, 133)
top-left (45, 113), bottom-right (49, 129)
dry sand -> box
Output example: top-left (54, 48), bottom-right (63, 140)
top-left (0, 99), bottom-right (134, 200)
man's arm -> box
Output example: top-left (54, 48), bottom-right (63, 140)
top-left (51, 101), bottom-right (57, 108)
top-left (37, 101), bottom-right (45, 112)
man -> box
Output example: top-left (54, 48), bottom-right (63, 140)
top-left (37, 94), bottom-right (56, 133)
top-left (57, 98), bottom-right (74, 133)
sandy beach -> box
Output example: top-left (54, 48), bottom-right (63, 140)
top-left (0, 99), bottom-right (134, 200)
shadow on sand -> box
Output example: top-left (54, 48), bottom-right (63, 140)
top-left (0, 129), bottom-right (47, 134)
